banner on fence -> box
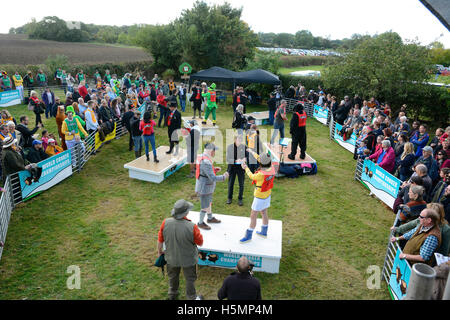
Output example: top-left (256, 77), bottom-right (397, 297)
top-left (313, 104), bottom-right (328, 125)
top-left (360, 158), bottom-right (401, 208)
top-left (18, 150), bottom-right (72, 200)
top-left (333, 123), bottom-right (357, 153)
top-left (0, 90), bottom-right (21, 107)
top-left (95, 122), bottom-right (117, 150)
top-left (388, 248), bottom-right (411, 300)
top-left (198, 250), bottom-right (263, 269)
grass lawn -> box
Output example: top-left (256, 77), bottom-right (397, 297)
top-left (0, 97), bottom-right (393, 300)
top-left (279, 65), bottom-right (326, 75)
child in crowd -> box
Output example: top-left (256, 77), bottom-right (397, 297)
top-left (41, 130), bottom-right (50, 151)
top-left (356, 140), bottom-right (368, 160)
top-left (45, 138), bottom-right (63, 156)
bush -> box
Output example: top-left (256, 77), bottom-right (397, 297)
top-left (162, 68), bottom-right (176, 81)
top-left (45, 55), bottom-right (69, 76)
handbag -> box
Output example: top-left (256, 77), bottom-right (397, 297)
top-left (27, 102), bottom-right (34, 111)
top-left (154, 253), bottom-right (167, 275)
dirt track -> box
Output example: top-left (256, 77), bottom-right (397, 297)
top-left (0, 34), bottom-right (152, 65)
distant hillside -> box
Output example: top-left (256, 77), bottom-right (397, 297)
top-left (0, 34), bottom-right (152, 65)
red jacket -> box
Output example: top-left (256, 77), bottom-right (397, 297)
top-left (157, 94), bottom-right (167, 107)
top-left (369, 147), bottom-right (396, 173)
top-left (79, 86), bottom-right (88, 99)
top-left (139, 120), bottom-right (156, 136)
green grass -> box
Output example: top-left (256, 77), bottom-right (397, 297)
top-left (279, 65), bottom-right (326, 75)
top-left (0, 99), bottom-right (393, 300)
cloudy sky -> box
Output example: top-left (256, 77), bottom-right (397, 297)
top-left (2, 0), bottom-right (449, 47)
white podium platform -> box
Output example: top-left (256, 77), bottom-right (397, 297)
top-left (186, 211), bottom-right (282, 273)
top-left (124, 146), bottom-right (187, 183)
top-left (264, 140), bottom-right (316, 165)
top-left (182, 117), bottom-right (219, 136)
top-left (244, 111), bottom-right (270, 126)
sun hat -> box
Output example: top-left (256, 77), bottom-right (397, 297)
top-left (171, 199), bottom-right (194, 220)
top-left (48, 138), bottom-right (55, 143)
top-left (2, 136), bottom-right (16, 148)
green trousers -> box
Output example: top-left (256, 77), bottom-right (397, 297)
top-left (204, 106), bottom-right (216, 122)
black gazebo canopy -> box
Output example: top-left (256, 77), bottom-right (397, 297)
top-left (189, 66), bottom-right (281, 88)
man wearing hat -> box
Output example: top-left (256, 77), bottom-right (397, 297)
top-left (201, 83), bottom-right (218, 126)
top-left (166, 102), bottom-right (182, 156)
top-left (1, 136), bottom-right (31, 184)
top-left (26, 140), bottom-right (48, 163)
top-left (183, 119), bottom-right (201, 178)
top-left (157, 199), bottom-right (204, 300)
top-left (61, 105), bottom-right (88, 150)
top-left (239, 151), bottom-right (276, 243)
top-left (414, 146), bottom-right (439, 182)
top-left (288, 103), bottom-right (307, 160)
top-left (195, 143), bottom-right (229, 230)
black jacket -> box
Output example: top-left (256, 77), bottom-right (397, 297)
top-left (335, 104), bottom-right (352, 125)
top-left (26, 147), bottom-right (48, 163)
top-left (217, 272), bottom-right (261, 300)
top-left (290, 111), bottom-right (306, 135)
top-left (72, 91), bottom-right (81, 102)
top-left (121, 111), bottom-right (134, 131)
top-left (16, 124), bottom-right (38, 148)
top-left (267, 97), bottom-right (277, 112)
top-left (232, 112), bottom-right (246, 129)
top-left (130, 117), bottom-right (142, 137)
top-left (167, 109), bottom-right (181, 133)
top-left (99, 106), bottom-right (113, 123)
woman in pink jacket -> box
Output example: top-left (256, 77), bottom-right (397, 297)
top-left (369, 140), bottom-right (396, 173)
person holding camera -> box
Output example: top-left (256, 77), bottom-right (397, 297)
top-left (217, 256), bottom-right (261, 300)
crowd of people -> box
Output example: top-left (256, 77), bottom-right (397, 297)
top-left (2, 67), bottom-right (449, 299)
top-left (276, 84), bottom-right (450, 298)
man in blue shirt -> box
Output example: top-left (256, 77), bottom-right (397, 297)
top-left (391, 208), bottom-right (441, 265)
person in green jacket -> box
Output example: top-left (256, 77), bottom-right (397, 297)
top-left (202, 82), bottom-right (218, 126)
top-left (36, 70), bottom-right (47, 88)
top-left (0, 71), bottom-right (12, 91)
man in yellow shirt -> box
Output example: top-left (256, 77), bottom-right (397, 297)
top-left (61, 105), bottom-right (88, 150)
top-left (12, 71), bottom-right (24, 101)
top-left (239, 151), bottom-right (276, 243)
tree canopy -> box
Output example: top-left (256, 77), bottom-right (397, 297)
top-left (136, 1), bottom-right (258, 72)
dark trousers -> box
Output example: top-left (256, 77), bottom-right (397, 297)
top-left (35, 112), bottom-right (43, 126)
top-left (45, 104), bottom-right (52, 118)
top-left (167, 264), bottom-right (197, 300)
top-left (158, 106), bottom-right (168, 127)
top-left (128, 130), bottom-right (133, 151)
top-left (290, 127), bottom-right (307, 158)
top-left (228, 165), bottom-right (245, 200)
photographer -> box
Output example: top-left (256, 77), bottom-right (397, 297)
top-left (218, 256), bottom-right (261, 300)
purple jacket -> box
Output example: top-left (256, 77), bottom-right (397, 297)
top-left (369, 146), bottom-right (396, 173)
top-left (41, 91), bottom-right (55, 107)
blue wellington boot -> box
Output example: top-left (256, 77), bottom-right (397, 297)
top-left (256, 225), bottom-right (268, 238)
top-left (240, 229), bottom-right (253, 243)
